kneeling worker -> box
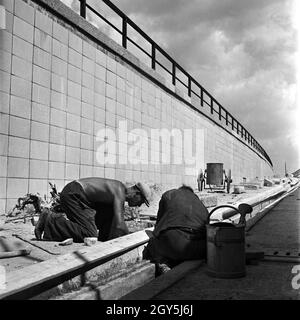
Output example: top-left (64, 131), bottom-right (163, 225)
top-left (143, 185), bottom-right (209, 276)
top-left (34, 178), bottom-right (152, 242)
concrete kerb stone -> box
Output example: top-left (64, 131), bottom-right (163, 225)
top-left (121, 260), bottom-right (204, 300)
top-left (263, 178), bottom-right (274, 187)
top-left (52, 261), bottom-right (155, 300)
top-left (215, 184), bottom-right (291, 222)
top-left (233, 185), bottom-right (245, 194)
top-left (272, 178), bottom-right (281, 185)
top-left (34, 245), bottom-right (148, 300)
top-left (230, 182), bottom-right (300, 229)
top-left (239, 180), bottom-right (264, 190)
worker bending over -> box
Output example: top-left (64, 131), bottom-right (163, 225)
top-left (34, 178), bottom-right (151, 242)
top-left (143, 185), bottom-right (209, 276)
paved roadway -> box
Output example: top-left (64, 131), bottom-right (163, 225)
top-left (153, 187), bottom-right (300, 300)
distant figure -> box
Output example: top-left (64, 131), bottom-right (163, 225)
top-left (34, 178), bottom-right (152, 242)
top-left (143, 185), bottom-right (209, 276)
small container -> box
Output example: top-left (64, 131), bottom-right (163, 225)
top-left (84, 237), bottom-right (98, 246)
top-left (206, 222), bottom-right (246, 278)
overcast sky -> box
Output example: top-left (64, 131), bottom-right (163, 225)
top-left (64, 0), bottom-right (299, 175)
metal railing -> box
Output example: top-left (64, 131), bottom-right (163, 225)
top-left (77, 0), bottom-right (272, 167)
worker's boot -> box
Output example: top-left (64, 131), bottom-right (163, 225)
top-left (34, 209), bottom-right (50, 240)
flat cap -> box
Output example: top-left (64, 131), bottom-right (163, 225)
top-left (135, 182), bottom-right (152, 207)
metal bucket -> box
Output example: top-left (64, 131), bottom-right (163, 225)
top-left (206, 163), bottom-right (223, 185)
top-left (206, 222), bottom-right (246, 278)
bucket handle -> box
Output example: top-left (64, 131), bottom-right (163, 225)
top-left (207, 203), bottom-right (253, 226)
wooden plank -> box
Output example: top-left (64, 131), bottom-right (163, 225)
top-left (0, 228), bottom-right (153, 300)
top-left (121, 260), bottom-right (204, 300)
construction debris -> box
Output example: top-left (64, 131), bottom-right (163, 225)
top-left (264, 178), bottom-right (274, 187)
top-left (0, 249), bottom-right (31, 259)
top-left (5, 182), bottom-right (63, 224)
top-left (233, 185), bottom-right (245, 194)
top-left (7, 193), bottom-right (43, 218)
top-left (241, 183), bottom-right (259, 190)
top-left (84, 237), bottom-right (97, 246)
top-left (273, 178), bottom-right (281, 185)
top-left (59, 238), bottom-right (74, 246)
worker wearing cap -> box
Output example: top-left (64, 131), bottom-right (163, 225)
top-left (34, 178), bottom-right (152, 243)
top-left (143, 185), bottom-right (209, 276)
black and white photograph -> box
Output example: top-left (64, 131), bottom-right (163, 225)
top-left (0, 0), bottom-right (299, 308)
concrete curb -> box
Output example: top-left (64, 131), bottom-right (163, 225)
top-left (228, 182), bottom-right (300, 228)
top-left (51, 261), bottom-right (155, 300)
top-left (208, 184), bottom-right (291, 221)
top-left (121, 260), bottom-right (204, 300)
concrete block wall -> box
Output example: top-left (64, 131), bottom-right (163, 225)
top-left (0, 0), bottom-right (273, 214)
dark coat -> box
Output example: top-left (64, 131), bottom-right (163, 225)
top-left (143, 186), bottom-right (209, 265)
top-left (153, 186), bottom-right (209, 237)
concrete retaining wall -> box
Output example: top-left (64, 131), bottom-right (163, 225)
top-left (0, 0), bottom-right (273, 214)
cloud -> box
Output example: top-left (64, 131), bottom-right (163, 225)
top-left (111, 0), bottom-right (298, 173)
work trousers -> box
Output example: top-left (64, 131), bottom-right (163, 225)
top-left (143, 228), bottom-right (207, 267)
top-left (43, 181), bottom-right (98, 242)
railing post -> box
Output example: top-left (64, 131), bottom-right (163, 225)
top-left (225, 112), bottom-right (228, 126)
top-left (151, 43), bottom-right (156, 70)
top-left (210, 97), bottom-right (213, 114)
top-left (200, 87), bottom-right (203, 106)
top-left (237, 123), bottom-right (239, 135)
top-left (172, 62), bottom-right (176, 86)
top-left (219, 104), bottom-right (222, 121)
top-left (79, 0), bottom-right (86, 18)
top-left (122, 16), bottom-right (127, 49)
top-left (232, 118), bottom-right (234, 130)
top-left (188, 77), bottom-right (191, 97)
